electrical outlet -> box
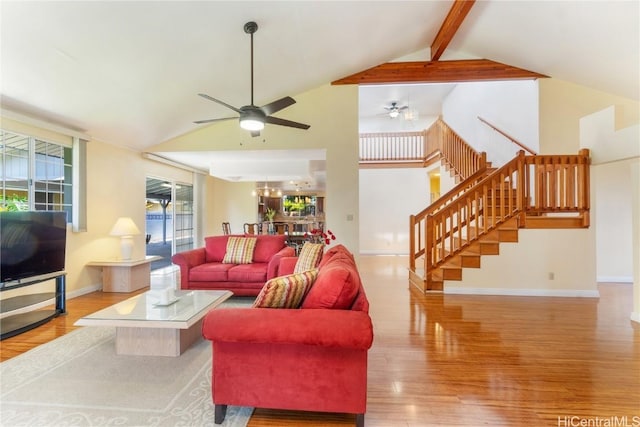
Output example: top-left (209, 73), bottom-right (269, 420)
top-left (548, 272), bottom-right (555, 280)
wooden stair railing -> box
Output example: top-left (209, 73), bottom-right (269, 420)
top-left (409, 118), bottom-right (491, 275)
top-left (434, 119), bottom-right (488, 180)
top-left (477, 116), bottom-right (538, 156)
top-left (410, 149), bottom-right (590, 291)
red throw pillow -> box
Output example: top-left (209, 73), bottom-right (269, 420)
top-left (318, 244), bottom-right (353, 269)
top-left (205, 235), bottom-right (231, 262)
top-left (253, 235), bottom-right (287, 263)
top-left (301, 258), bottom-right (360, 310)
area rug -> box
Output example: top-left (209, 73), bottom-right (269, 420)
top-left (0, 298), bottom-right (255, 427)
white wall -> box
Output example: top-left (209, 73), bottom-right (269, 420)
top-left (631, 159), bottom-right (640, 322)
top-left (593, 159), bottom-right (635, 282)
top-left (442, 80), bottom-right (539, 166)
top-left (359, 168), bottom-right (430, 254)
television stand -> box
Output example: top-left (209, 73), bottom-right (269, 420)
top-left (0, 272), bottom-right (66, 340)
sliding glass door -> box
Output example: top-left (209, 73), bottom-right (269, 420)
top-left (174, 183), bottom-right (194, 254)
top-left (145, 177), bottom-right (194, 269)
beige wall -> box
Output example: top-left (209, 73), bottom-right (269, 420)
top-left (0, 116), bottom-right (74, 147)
top-left (204, 178), bottom-right (257, 237)
top-left (150, 84), bottom-right (360, 253)
top-left (538, 78), bottom-right (639, 154)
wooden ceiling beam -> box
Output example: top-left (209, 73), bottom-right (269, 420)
top-left (331, 59), bottom-right (547, 85)
top-left (431, 0), bottom-right (476, 61)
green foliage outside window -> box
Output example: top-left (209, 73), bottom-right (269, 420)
top-left (283, 198), bottom-right (306, 212)
top-left (0, 194), bottom-right (28, 211)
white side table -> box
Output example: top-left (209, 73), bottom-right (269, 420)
top-left (87, 256), bottom-right (162, 293)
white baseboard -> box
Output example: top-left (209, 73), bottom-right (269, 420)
top-left (631, 312), bottom-right (640, 324)
top-left (67, 284), bottom-right (102, 299)
top-left (443, 286), bottom-right (600, 298)
top-left (597, 275), bottom-right (633, 283)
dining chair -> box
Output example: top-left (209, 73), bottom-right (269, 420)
top-left (243, 223), bottom-right (262, 235)
top-left (222, 222), bottom-right (231, 235)
top-left (274, 222), bottom-right (289, 235)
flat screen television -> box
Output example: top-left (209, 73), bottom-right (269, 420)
top-left (0, 211), bottom-right (67, 285)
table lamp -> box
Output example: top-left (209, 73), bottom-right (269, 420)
top-left (110, 217), bottom-right (141, 260)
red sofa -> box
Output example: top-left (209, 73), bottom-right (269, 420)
top-left (171, 234), bottom-right (294, 296)
top-left (202, 244), bottom-right (374, 426)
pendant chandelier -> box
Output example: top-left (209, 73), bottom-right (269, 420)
top-left (252, 180), bottom-right (282, 197)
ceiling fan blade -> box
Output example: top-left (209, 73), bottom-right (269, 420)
top-left (265, 115), bottom-right (310, 130)
top-left (260, 96), bottom-right (296, 116)
top-left (193, 116), bottom-right (237, 125)
top-left (197, 93), bottom-right (242, 114)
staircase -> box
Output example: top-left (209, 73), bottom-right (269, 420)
top-left (359, 118), bottom-right (591, 292)
top-left (360, 117), bottom-right (589, 292)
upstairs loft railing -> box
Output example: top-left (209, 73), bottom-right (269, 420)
top-left (359, 119), bottom-right (487, 180)
top-left (410, 149), bottom-right (591, 276)
top-left (359, 131), bottom-right (427, 163)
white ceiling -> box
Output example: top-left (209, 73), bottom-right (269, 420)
top-left (1, 1), bottom-right (638, 190)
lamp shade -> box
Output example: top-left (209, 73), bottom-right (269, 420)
top-left (109, 217), bottom-right (141, 237)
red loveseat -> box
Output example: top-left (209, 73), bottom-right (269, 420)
top-left (202, 244), bottom-right (374, 426)
top-left (171, 234), bottom-right (294, 296)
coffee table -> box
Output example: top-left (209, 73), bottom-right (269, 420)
top-left (75, 289), bottom-right (232, 357)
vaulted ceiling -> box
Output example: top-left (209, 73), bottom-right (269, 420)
top-left (1, 1), bottom-right (638, 158)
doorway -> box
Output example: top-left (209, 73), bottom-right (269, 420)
top-left (145, 177), bottom-right (194, 270)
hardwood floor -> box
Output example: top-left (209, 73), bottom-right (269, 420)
top-left (2, 255), bottom-right (639, 426)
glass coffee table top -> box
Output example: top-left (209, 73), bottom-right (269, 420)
top-left (75, 289), bottom-right (233, 329)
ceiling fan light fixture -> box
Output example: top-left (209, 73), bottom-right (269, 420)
top-left (240, 117), bottom-right (264, 131)
top-left (389, 110), bottom-right (399, 118)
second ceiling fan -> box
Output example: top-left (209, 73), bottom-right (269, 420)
top-left (194, 21), bottom-right (310, 137)
top-left (384, 102), bottom-right (408, 118)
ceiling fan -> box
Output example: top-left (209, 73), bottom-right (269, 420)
top-left (194, 21), bottom-right (310, 137)
top-left (384, 102), bottom-right (409, 119)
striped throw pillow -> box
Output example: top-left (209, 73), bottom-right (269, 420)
top-left (252, 269), bottom-right (319, 309)
top-left (294, 242), bottom-right (324, 273)
top-left (222, 237), bottom-right (257, 264)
